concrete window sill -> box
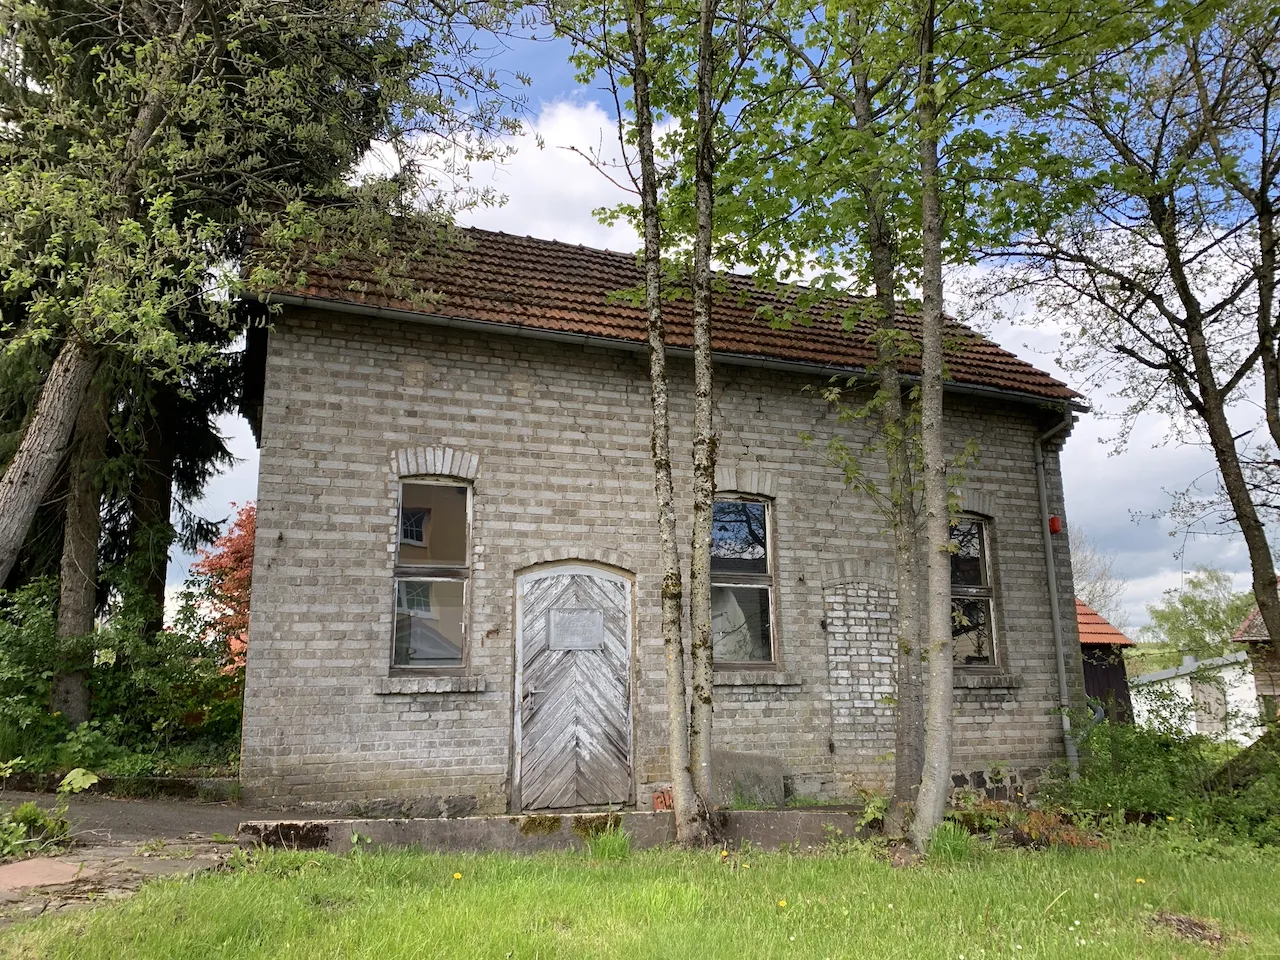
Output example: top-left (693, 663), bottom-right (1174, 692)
top-left (953, 672), bottom-right (1020, 689)
top-left (713, 670), bottom-right (803, 688)
top-left (374, 677), bottom-right (487, 695)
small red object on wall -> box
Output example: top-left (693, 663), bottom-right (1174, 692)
top-left (1049, 515), bottom-right (1063, 535)
top-left (652, 788), bottom-right (673, 812)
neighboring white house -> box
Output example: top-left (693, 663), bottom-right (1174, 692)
top-left (1130, 651), bottom-right (1264, 745)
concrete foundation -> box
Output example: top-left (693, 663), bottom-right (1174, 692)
top-left (238, 808), bottom-right (871, 855)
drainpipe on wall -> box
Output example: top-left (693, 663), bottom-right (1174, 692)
top-left (1034, 410), bottom-right (1080, 779)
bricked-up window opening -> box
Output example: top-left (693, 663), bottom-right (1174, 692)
top-left (711, 498), bottom-right (774, 663)
top-left (951, 517), bottom-right (996, 666)
top-left (394, 481), bottom-right (470, 668)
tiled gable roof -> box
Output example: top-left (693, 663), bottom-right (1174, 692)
top-left (1232, 578), bottom-right (1280, 643)
top-left (1076, 598), bottom-right (1134, 647)
top-left (279, 227), bottom-right (1082, 405)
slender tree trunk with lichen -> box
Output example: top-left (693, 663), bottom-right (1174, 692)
top-left (624, 0), bottom-right (705, 846)
top-left (909, 0), bottom-right (955, 852)
top-left (687, 0), bottom-right (719, 814)
top-left (848, 45), bottom-right (925, 837)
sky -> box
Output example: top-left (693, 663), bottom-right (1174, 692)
top-left (168, 34), bottom-right (1256, 633)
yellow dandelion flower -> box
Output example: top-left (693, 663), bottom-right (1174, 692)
top-left (743, 863), bottom-right (750, 869)
top-left (778, 900), bottom-right (787, 908)
top-left (1166, 816), bottom-right (1176, 822)
top-left (1135, 878), bottom-right (1145, 884)
top-left (720, 850), bottom-right (729, 858)
top-left (453, 872), bottom-right (463, 880)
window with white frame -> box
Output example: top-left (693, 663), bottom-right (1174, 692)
top-left (951, 516), bottom-right (996, 666)
top-left (393, 480), bottom-right (469, 668)
top-left (711, 497), bottom-right (774, 663)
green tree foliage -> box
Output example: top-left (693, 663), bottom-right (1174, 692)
top-left (0, 0), bottom-right (525, 582)
top-left (0, 574), bottom-right (242, 775)
top-left (993, 0), bottom-right (1280, 646)
top-left (1131, 568), bottom-right (1256, 673)
top-left (666, 0), bottom-right (1149, 847)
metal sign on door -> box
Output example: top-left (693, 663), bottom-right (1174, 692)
top-left (515, 566), bottom-right (632, 810)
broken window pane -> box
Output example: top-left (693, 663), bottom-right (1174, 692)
top-left (950, 519), bottom-right (987, 588)
top-left (711, 500), bottom-right (768, 575)
top-left (394, 579), bottom-right (465, 667)
top-left (952, 597), bottom-right (994, 666)
top-left (398, 483), bottom-right (468, 566)
top-left (712, 585), bottom-right (772, 662)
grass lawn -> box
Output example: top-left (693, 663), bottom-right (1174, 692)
top-left (2, 841), bottom-right (1278, 959)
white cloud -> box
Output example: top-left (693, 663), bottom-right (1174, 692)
top-left (459, 100), bottom-right (642, 252)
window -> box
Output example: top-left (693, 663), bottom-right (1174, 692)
top-left (950, 517), bottom-right (996, 666)
top-left (394, 481), bottom-right (469, 668)
top-left (711, 498), bottom-right (774, 663)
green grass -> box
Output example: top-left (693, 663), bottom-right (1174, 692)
top-left (2, 842), bottom-right (1278, 959)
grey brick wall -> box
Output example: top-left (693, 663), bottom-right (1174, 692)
top-left (240, 307), bottom-right (1084, 810)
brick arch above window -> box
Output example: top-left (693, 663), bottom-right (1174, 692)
top-left (516, 547), bottom-right (638, 577)
top-left (390, 445), bottom-right (479, 480)
top-left (957, 490), bottom-right (998, 520)
top-left (821, 557), bottom-right (897, 589)
top-left (715, 465), bottom-right (777, 499)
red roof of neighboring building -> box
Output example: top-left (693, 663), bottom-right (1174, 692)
top-left (271, 227), bottom-right (1082, 406)
top-left (1234, 607), bottom-right (1264, 643)
top-left (1232, 581), bottom-right (1278, 643)
top-left (1076, 599), bottom-right (1135, 647)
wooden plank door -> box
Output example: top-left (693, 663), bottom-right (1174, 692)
top-left (515, 566), bottom-right (632, 810)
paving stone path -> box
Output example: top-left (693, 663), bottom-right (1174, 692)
top-left (0, 790), bottom-right (263, 926)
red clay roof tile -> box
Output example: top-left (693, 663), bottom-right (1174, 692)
top-left (1076, 598), bottom-right (1135, 647)
top-left (280, 227), bottom-right (1082, 405)
top-left (1231, 577), bottom-right (1280, 643)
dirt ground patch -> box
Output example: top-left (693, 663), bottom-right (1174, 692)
top-left (1150, 911), bottom-right (1230, 949)
top-left (0, 789), bottom-right (268, 926)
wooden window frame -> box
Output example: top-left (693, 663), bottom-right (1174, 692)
top-left (711, 494), bottom-right (778, 668)
top-left (391, 478), bottom-right (472, 674)
top-left (951, 515), bottom-right (1000, 670)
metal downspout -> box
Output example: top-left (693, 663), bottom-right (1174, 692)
top-left (1034, 411), bottom-right (1080, 779)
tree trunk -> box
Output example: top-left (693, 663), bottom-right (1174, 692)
top-left (131, 399), bottom-right (177, 637)
top-left (850, 46), bottom-right (924, 837)
top-left (52, 381), bottom-right (108, 727)
top-left (910, 0), bottom-right (955, 852)
top-left (687, 0), bottom-right (719, 809)
top-left (625, 0), bottom-right (705, 846)
top-left (0, 339), bottom-right (100, 586)
top-left (1144, 189), bottom-right (1280, 651)
top-left (1256, 205), bottom-right (1280, 451)
top-left (1185, 318), bottom-right (1280, 649)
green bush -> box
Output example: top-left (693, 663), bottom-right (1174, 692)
top-left (8, 801), bottom-right (67, 843)
top-left (1042, 721), bottom-right (1280, 845)
top-left (0, 769), bottom-right (97, 861)
top-left (0, 577), bottom-right (242, 778)
top-left (0, 579), bottom-right (80, 747)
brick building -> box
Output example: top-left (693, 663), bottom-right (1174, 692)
top-left (238, 227), bottom-right (1087, 814)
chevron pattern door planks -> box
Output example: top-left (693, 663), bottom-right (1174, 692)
top-left (516, 568), bottom-right (632, 810)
